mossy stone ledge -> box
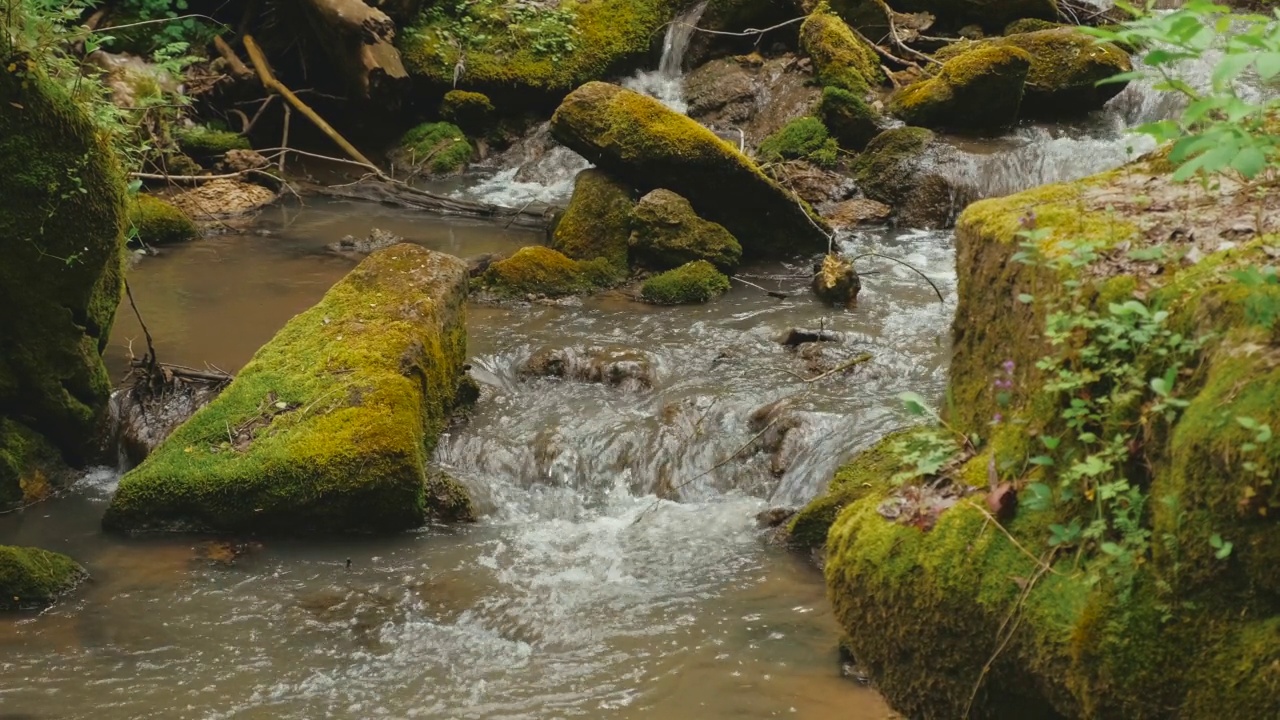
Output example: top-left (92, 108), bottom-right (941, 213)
top-left (550, 81), bottom-right (831, 258)
top-left (0, 546), bottom-right (86, 611)
top-left (103, 244), bottom-right (473, 535)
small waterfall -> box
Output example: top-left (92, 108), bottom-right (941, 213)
top-left (623, 0), bottom-right (709, 113)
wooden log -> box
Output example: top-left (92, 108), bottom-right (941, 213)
top-left (304, 179), bottom-right (556, 231)
top-left (296, 0), bottom-right (408, 100)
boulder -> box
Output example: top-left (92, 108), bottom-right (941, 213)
top-left (551, 169), bottom-right (636, 271)
top-left (818, 0), bottom-right (1058, 35)
top-left (550, 82), bottom-right (831, 257)
top-left (640, 260), bottom-right (732, 304)
top-left (851, 127), bottom-right (954, 228)
top-left (439, 90), bottom-right (495, 135)
top-left (482, 245), bottom-right (621, 297)
top-left (629, 189), bottom-right (743, 271)
top-left (684, 54), bottom-right (823, 149)
top-left (0, 65), bottom-right (127, 468)
top-left (812, 254), bottom-right (860, 304)
top-left (103, 244), bottom-right (474, 534)
top-left (128, 194), bottom-right (198, 245)
top-left (390, 122), bottom-right (472, 174)
top-left (0, 546), bottom-right (86, 611)
top-left (818, 86), bottom-right (882, 151)
top-left (799, 8), bottom-right (884, 96)
top-left (823, 197), bottom-right (891, 228)
top-left (889, 45), bottom-right (1032, 132)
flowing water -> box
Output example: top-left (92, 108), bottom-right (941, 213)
top-left (0, 198), bottom-right (954, 718)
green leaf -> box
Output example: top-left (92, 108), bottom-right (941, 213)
top-left (1023, 482), bottom-right (1053, 511)
top-left (1029, 455), bottom-right (1055, 467)
top-left (1017, 293), bottom-right (1035, 304)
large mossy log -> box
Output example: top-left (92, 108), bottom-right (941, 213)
top-left (104, 244), bottom-right (473, 535)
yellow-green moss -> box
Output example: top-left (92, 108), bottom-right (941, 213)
top-left (551, 169), bottom-right (636, 270)
top-left (0, 418), bottom-right (60, 508)
top-left (103, 244), bottom-right (472, 534)
top-left (175, 125), bottom-right (251, 159)
top-left (0, 545), bottom-right (85, 610)
top-left (395, 122), bottom-right (473, 174)
top-left (128, 194), bottom-right (198, 245)
top-left (756, 116), bottom-right (839, 167)
top-left (629, 189), bottom-right (743, 271)
top-left (818, 85), bottom-right (880, 151)
top-left (1004, 17), bottom-right (1060, 34)
top-left (482, 245), bottom-right (620, 297)
top-left (439, 90), bottom-right (495, 134)
top-left (640, 260), bottom-right (731, 304)
top-left (799, 6), bottom-right (884, 96)
top-left (0, 61), bottom-right (127, 464)
top-left (550, 81), bottom-right (831, 257)
top-left (889, 45), bottom-right (1031, 132)
top-left (820, 0), bottom-right (1058, 34)
top-left (851, 126), bottom-right (933, 204)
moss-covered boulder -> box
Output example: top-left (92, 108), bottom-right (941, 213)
top-left (818, 0), bottom-right (1057, 35)
top-left (629, 189), bottom-right (743, 272)
top-left (811, 253), bottom-right (860, 305)
top-left (818, 86), bottom-right (881, 151)
top-left (1004, 17), bottom-right (1060, 34)
top-left (391, 122), bottom-right (473, 174)
top-left (550, 82), bottom-right (832, 257)
top-left (482, 245), bottom-right (620, 297)
top-left (851, 126), bottom-right (953, 228)
top-left (551, 169), bottom-right (636, 271)
top-left (175, 125), bottom-right (251, 161)
top-left (0, 418), bottom-right (61, 508)
top-left (937, 28), bottom-right (1132, 116)
top-left (0, 62), bottom-right (127, 465)
top-left (640, 260), bottom-right (732, 304)
top-left (103, 244), bottom-right (473, 534)
top-left (799, 7), bottom-right (884, 96)
top-left (128, 194), bottom-right (198, 245)
top-left (888, 45), bottom-right (1032, 132)
top-left (756, 117), bottom-right (839, 167)
top-left (439, 90), bottom-right (495, 135)
top-left (0, 546), bottom-right (86, 611)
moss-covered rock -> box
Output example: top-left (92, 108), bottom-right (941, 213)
top-left (799, 7), bottom-right (884, 96)
top-left (0, 418), bottom-right (60, 508)
top-left (0, 61), bottom-right (127, 465)
top-left (629, 189), bottom-right (743, 272)
top-left (687, 0), bottom-right (802, 65)
top-left (937, 28), bottom-right (1132, 116)
top-left (103, 244), bottom-right (473, 534)
top-left (811, 253), bottom-right (860, 305)
top-left (1004, 17), bottom-right (1060, 34)
top-left (818, 0), bottom-right (1058, 35)
top-left (482, 245), bottom-right (620, 297)
top-left (439, 90), bottom-right (495, 135)
top-left (0, 546), bottom-right (86, 611)
top-left (756, 117), bottom-right (839, 167)
top-left (128, 194), bottom-right (198, 245)
top-left (888, 45), bottom-right (1032, 132)
top-left (551, 169), bottom-right (636, 271)
top-left (851, 126), bottom-right (953, 227)
top-left (640, 260), bottom-right (732, 304)
top-left (392, 122), bottom-right (473, 174)
top-left (175, 125), bottom-right (251, 161)
top-left (818, 86), bottom-right (881, 151)
top-left (550, 81), bottom-right (831, 257)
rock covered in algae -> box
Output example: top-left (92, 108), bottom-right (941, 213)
top-left (798, 7), bottom-right (884, 96)
top-left (0, 545), bottom-right (86, 611)
top-left (549, 81), bottom-right (832, 258)
top-left (755, 117), bottom-right (840, 167)
top-left (888, 45), bottom-right (1032, 132)
top-left (851, 126), bottom-right (954, 228)
top-left (629, 189), bottom-right (743, 272)
top-left (481, 245), bottom-right (622, 298)
top-left (104, 244), bottom-right (474, 534)
top-left (551, 169), bottom-right (636, 271)
top-left (640, 260), bottom-right (732, 305)
top-left (0, 60), bottom-right (127, 469)
top-left (390, 122), bottom-right (473, 175)
top-left (818, 86), bottom-right (882, 151)
top-left (128, 194), bottom-right (198, 245)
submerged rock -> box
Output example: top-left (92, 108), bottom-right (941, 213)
top-left (888, 45), bottom-right (1032, 132)
top-left (629, 189), bottom-right (743, 272)
top-left (327, 228), bottom-right (404, 254)
top-left (551, 169), bottom-right (636, 271)
top-left (104, 244), bottom-right (473, 534)
top-left (0, 546), bottom-right (86, 611)
top-left (521, 346), bottom-right (655, 390)
top-left (640, 260), bottom-right (732, 305)
top-left (481, 246), bottom-right (621, 298)
top-left (550, 82), bottom-right (832, 257)
top-left (128, 194), bottom-right (198, 245)
top-left (799, 8), bottom-right (884, 96)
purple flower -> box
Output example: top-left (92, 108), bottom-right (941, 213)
top-left (992, 413), bottom-right (1004, 424)
top-left (1002, 360), bottom-right (1016, 373)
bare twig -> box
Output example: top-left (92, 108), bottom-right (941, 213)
top-left (851, 252), bottom-right (945, 303)
top-left (279, 104), bottom-right (291, 174)
top-left (786, 353), bottom-right (873, 383)
top-left (124, 279), bottom-right (157, 371)
top-left (730, 275), bottom-right (789, 298)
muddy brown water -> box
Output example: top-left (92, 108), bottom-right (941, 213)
top-left (0, 198), bottom-right (955, 718)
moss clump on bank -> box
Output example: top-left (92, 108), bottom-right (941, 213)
top-left (104, 244), bottom-right (473, 535)
top-left (818, 86), bottom-right (880, 151)
top-left (888, 45), bottom-right (1031, 132)
top-left (0, 418), bottom-right (60, 508)
top-left (394, 122), bottom-right (473, 174)
top-left (128, 194), bottom-right (198, 245)
top-left (551, 169), bottom-right (636, 270)
top-left (482, 245), bottom-right (620, 297)
top-left (439, 90), bottom-right (495, 135)
top-left (175, 125), bottom-right (250, 159)
top-left (756, 117), bottom-right (839, 167)
top-left (629, 189), bottom-right (743, 271)
top-left (640, 260), bottom-right (731, 304)
top-left (799, 6), bottom-right (884, 96)
top-left (0, 546), bottom-right (85, 610)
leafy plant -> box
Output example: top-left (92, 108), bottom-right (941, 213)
top-left (416, 0), bottom-right (581, 65)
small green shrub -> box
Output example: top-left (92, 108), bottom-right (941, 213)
top-left (399, 122), bottom-right (473, 174)
top-left (757, 117), bottom-right (839, 167)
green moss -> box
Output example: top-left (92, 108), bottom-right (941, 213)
top-left (483, 245), bottom-right (619, 297)
top-left (629, 189), bottom-right (743, 271)
top-left (175, 126), bottom-right (250, 159)
top-left (550, 82), bottom-right (831, 258)
top-left (128, 194), bottom-right (197, 245)
top-left (0, 545), bottom-right (85, 610)
top-left (640, 260), bottom-right (731, 304)
top-left (103, 245), bottom-right (473, 535)
top-left (821, 0), bottom-right (1058, 34)
top-left (756, 116), bottom-right (839, 167)
top-left (799, 6), bottom-right (884, 96)
top-left (396, 122), bottom-right (473, 174)
top-left (851, 126), bottom-right (933, 204)
top-left (0, 418), bottom-right (60, 507)
top-left (888, 45), bottom-right (1031, 132)
top-left (1004, 18), bottom-right (1060, 34)
top-left (439, 90), bottom-right (495, 135)
top-left (425, 470), bottom-right (476, 523)
top-left (551, 169), bottom-right (636, 270)
top-left (818, 86), bottom-right (880, 151)
top-left (0, 61), bottom-right (127, 464)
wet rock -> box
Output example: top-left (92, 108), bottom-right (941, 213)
top-left (481, 246), bottom-right (621, 298)
top-left (630, 189), bottom-right (743, 272)
top-left (748, 399), bottom-right (805, 477)
top-left (823, 197), bottom-right (892, 229)
top-left (521, 346), bottom-right (656, 391)
top-left (851, 127), bottom-right (955, 228)
top-left (756, 506), bottom-right (797, 528)
top-left (813, 254), bottom-right (861, 305)
top-left (464, 252), bottom-right (506, 278)
top-left (128, 194), bottom-right (198, 245)
top-left (0, 546), bottom-right (87, 611)
top-left (439, 90), bottom-right (495, 135)
top-left (769, 160), bottom-right (856, 205)
top-left (684, 54), bottom-right (821, 148)
top-left (687, 0), bottom-right (801, 65)
top-left (640, 260), bottom-right (732, 305)
top-left (780, 328), bottom-right (843, 347)
top-left (425, 469), bottom-right (476, 522)
top-left (799, 8), bottom-right (884, 96)
top-left (327, 227), bottom-right (404, 254)
top-left (104, 244), bottom-right (474, 535)
top-left (194, 539), bottom-right (263, 567)
top-left (889, 45), bottom-right (1032, 132)
top-left (684, 57), bottom-right (758, 124)
top-left (550, 82), bottom-right (832, 257)
top-left (217, 148), bottom-right (270, 174)
top-left (551, 169), bottom-right (636, 270)
top-left (818, 86), bottom-right (882, 152)
top-left (169, 178), bottom-right (279, 220)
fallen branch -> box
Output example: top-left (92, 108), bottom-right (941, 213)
top-left (213, 35), bottom-right (254, 80)
top-left (851, 252), bottom-right (945, 303)
top-left (785, 352), bottom-right (873, 383)
top-left (731, 275), bottom-right (789, 298)
top-left (128, 359), bottom-right (232, 384)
